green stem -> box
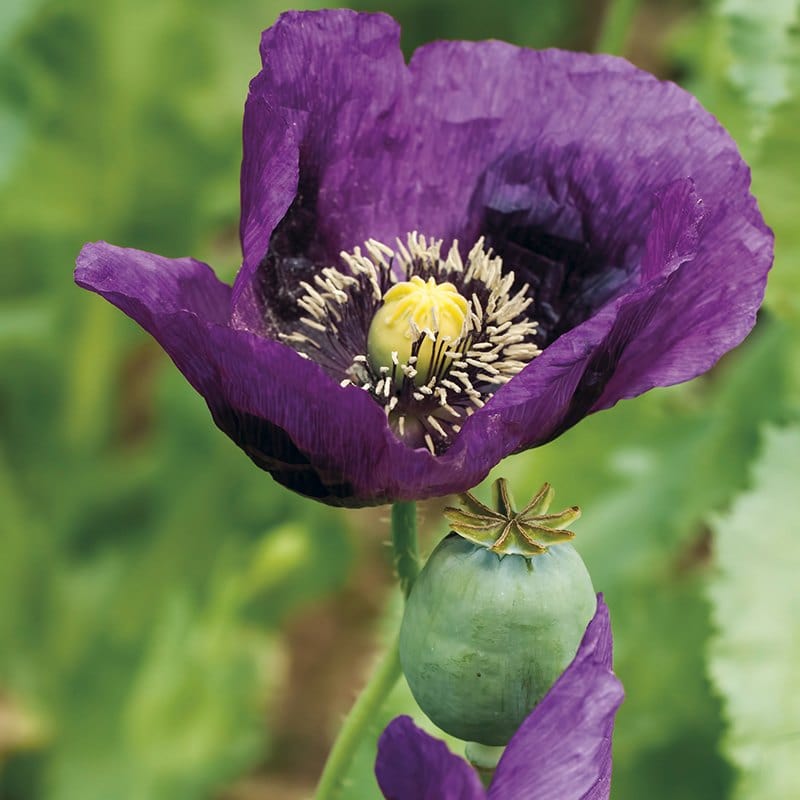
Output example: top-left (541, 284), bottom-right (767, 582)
top-left (466, 741), bottom-right (506, 788)
top-left (313, 639), bottom-right (401, 800)
top-left (391, 500), bottom-right (420, 599)
top-left (595, 0), bottom-right (640, 56)
top-left (314, 500), bottom-right (419, 800)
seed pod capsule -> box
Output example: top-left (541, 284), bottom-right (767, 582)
top-left (399, 479), bottom-right (595, 746)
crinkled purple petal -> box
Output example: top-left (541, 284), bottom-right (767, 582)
top-left (375, 716), bottom-right (485, 800)
top-left (235, 10), bottom-right (411, 334)
top-left (488, 595), bottom-right (623, 800)
top-left (234, 92), bottom-right (298, 335)
top-left (75, 11), bottom-right (773, 505)
top-left (472, 179), bottom-right (709, 445)
top-left (75, 242), bottom-right (231, 325)
top-left (587, 178), bottom-right (769, 413)
top-left (401, 40), bottom-right (771, 447)
top-left (405, 42), bottom-right (739, 250)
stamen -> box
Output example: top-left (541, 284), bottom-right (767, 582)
top-left (440, 379), bottom-right (463, 394)
top-left (426, 415), bottom-right (448, 438)
top-left (299, 317), bottom-right (327, 333)
top-left (284, 231), bottom-right (541, 455)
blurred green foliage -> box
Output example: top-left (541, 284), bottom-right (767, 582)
top-left (1, 0), bottom-right (799, 799)
top-left (709, 425), bottom-right (800, 800)
top-left (669, 0), bottom-right (800, 321)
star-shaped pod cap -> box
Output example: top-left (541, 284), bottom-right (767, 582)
top-left (445, 478), bottom-right (579, 556)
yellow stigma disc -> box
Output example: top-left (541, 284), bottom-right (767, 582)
top-left (367, 275), bottom-right (469, 384)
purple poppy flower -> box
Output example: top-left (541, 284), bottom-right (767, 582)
top-left (375, 596), bottom-right (623, 799)
top-left (75, 10), bottom-right (772, 507)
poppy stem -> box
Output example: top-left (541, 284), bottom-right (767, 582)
top-left (391, 500), bottom-right (420, 598)
top-left (466, 741), bottom-right (506, 788)
top-left (313, 501), bottom-right (419, 800)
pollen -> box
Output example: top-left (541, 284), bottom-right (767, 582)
top-left (367, 275), bottom-right (469, 386)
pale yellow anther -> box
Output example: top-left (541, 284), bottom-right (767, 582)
top-left (367, 275), bottom-right (469, 385)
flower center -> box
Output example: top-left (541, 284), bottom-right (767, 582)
top-left (367, 275), bottom-right (469, 387)
top-left (279, 233), bottom-right (542, 455)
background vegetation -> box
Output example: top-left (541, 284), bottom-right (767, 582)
top-left (1, 0), bottom-right (798, 797)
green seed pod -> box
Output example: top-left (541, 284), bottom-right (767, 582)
top-left (399, 480), bottom-right (595, 746)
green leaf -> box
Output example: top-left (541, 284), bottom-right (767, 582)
top-left (666, 8), bottom-right (800, 323)
top-left (717, 0), bottom-right (800, 142)
top-left (707, 424), bottom-right (800, 800)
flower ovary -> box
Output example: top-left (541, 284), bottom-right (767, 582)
top-left (367, 275), bottom-right (469, 387)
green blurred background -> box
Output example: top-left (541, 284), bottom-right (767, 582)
top-left (1, 0), bottom-right (799, 798)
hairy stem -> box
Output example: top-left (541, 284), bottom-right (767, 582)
top-left (391, 500), bottom-right (420, 599)
top-left (313, 501), bottom-right (419, 800)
